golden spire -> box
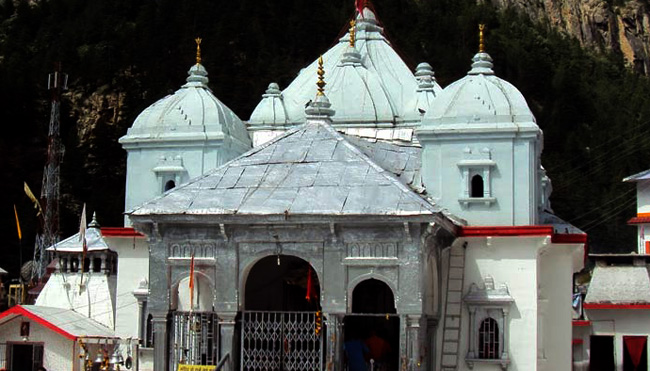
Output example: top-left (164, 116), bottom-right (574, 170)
top-left (316, 55), bottom-right (326, 96)
top-left (195, 37), bottom-right (202, 65)
top-left (478, 24), bottom-right (486, 53)
top-left (349, 20), bottom-right (356, 48)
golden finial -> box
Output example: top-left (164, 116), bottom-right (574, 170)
top-left (349, 20), bottom-right (356, 48)
top-left (195, 37), bottom-right (202, 65)
top-left (316, 55), bottom-right (326, 96)
top-left (478, 24), bottom-right (486, 53)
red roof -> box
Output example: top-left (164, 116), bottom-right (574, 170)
top-left (101, 227), bottom-right (143, 237)
top-left (628, 217), bottom-right (650, 225)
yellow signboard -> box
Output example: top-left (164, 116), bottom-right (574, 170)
top-left (177, 365), bottom-right (216, 371)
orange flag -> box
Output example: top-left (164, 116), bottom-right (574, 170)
top-left (13, 204), bottom-right (22, 241)
top-left (189, 253), bottom-right (195, 310)
top-left (305, 267), bottom-right (313, 302)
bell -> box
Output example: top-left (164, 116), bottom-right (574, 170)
top-left (108, 350), bottom-right (124, 365)
top-left (94, 352), bottom-right (105, 364)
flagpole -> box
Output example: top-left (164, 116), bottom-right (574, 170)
top-left (14, 205), bottom-right (23, 284)
top-left (79, 204), bottom-right (87, 288)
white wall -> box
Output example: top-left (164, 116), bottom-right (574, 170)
top-left (636, 182), bottom-right (650, 215)
top-left (35, 272), bottom-right (117, 329)
top-left (537, 244), bottom-right (575, 371)
top-left (108, 235), bottom-right (149, 339)
top-left (420, 135), bottom-right (540, 227)
top-left (460, 236), bottom-right (539, 371)
top-left (0, 316), bottom-right (77, 371)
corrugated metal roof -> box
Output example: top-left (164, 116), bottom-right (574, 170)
top-left (0, 305), bottom-right (117, 340)
top-left (585, 265), bottom-right (650, 305)
top-left (129, 121), bottom-right (441, 219)
top-left (623, 169), bottom-right (650, 182)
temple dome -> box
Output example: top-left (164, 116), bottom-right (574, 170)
top-left (249, 7), bottom-right (438, 128)
top-left (121, 63), bottom-right (251, 147)
top-left (248, 82), bottom-right (288, 126)
top-left (423, 52), bottom-right (537, 129)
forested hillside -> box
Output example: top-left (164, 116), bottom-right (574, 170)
top-left (2, 0), bottom-right (650, 278)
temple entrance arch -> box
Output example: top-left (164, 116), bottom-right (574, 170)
top-left (241, 255), bottom-right (323, 370)
top-left (244, 255), bottom-right (321, 311)
top-left (345, 278), bottom-right (400, 371)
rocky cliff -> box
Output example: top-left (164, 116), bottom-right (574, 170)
top-left (487, 0), bottom-right (650, 73)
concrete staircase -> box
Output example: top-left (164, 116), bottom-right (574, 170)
top-left (441, 244), bottom-right (466, 371)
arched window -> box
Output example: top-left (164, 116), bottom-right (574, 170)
top-left (165, 180), bottom-right (176, 192)
top-left (478, 317), bottom-right (499, 359)
top-left (146, 314), bottom-right (154, 347)
top-left (471, 174), bottom-right (484, 198)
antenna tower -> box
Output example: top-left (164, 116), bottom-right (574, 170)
top-left (32, 63), bottom-right (67, 281)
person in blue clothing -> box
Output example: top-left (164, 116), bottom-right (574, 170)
top-left (345, 329), bottom-right (370, 371)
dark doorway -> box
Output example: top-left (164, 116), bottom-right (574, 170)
top-left (352, 279), bottom-right (396, 314)
top-left (241, 255), bottom-right (323, 370)
top-left (244, 255), bottom-right (320, 311)
top-left (623, 336), bottom-right (648, 371)
top-left (590, 335), bottom-right (615, 371)
top-left (9, 343), bottom-right (43, 371)
top-left (346, 279), bottom-right (399, 371)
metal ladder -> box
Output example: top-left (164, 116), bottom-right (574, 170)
top-left (440, 243), bottom-right (466, 371)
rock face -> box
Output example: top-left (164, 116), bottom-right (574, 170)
top-left (487, 0), bottom-right (650, 74)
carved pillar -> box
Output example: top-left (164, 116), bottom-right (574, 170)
top-left (325, 313), bottom-right (343, 370)
top-left (218, 312), bottom-right (238, 370)
top-left (399, 315), bottom-right (408, 370)
top-left (151, 313), bottom-right (169, 371)
top-left (501, 308), bottom-right (509, 360)
top-left (467, 307), bottom-right (477, 359)
top-left (406, 314), bottom-right (422, 370)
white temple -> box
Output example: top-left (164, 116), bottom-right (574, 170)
top-left (2, 6), bottom-right (589, 371)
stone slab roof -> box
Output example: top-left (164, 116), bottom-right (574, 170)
top-left (343, 134), bottom-right (424, 193)
top-left (585, 265), bottom-right (650, 305)
top-left (129, 121), bottom-right (442, 220)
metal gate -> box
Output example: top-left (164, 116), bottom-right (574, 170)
top-left (171, 312), bottom-right (219, 368)
top-left (241, 311), bottom-right (322, 371)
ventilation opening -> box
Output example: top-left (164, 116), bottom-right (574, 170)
top-left (165, 180), bottom-right (176, 192)
top-left (471, 174), bottom-right (484, 198)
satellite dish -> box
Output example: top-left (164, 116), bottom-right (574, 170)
top-left (21, 261), bottom-right (34, 282)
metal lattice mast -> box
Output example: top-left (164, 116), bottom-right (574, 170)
top-left (32, 64), bottom-right (67, 281)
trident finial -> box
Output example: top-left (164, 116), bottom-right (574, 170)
top-left (195, 37), bottom-right (202, 65)
top-left (349, 20), bottom-right (356, 47)
top-left (317, 55), bottom-right (326, 96)
top-left (478, 24), bottom-right (486, 53)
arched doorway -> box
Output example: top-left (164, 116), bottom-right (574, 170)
top-left (241, 255), bottom-right (322, 370)
top-left (345, 278), bottom-right (399, 371)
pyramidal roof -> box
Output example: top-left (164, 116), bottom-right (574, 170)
top-left (128, 120), bottom-right (441, 221)
top-left (248, 7), bottom-right (441, 129)
top-left (46, 213), bottom-right (110, 253)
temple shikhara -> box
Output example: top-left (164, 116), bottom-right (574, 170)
top-left (1, 4), bottom-right (595, 371)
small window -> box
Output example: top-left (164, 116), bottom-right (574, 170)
top-left (471, 174), bottom-right (484, 198)
top-left (70, 258), bottom-right (79, 273)
top-left (146, 314), bottom-right (154, 347)
top-left (164, 180), bottom-right (176, 191)
top-left (93, 258), bottom-right (102, 272)
top-left (83, 258), bottom-right (90, 273)
top-left (478, 318), bottom-right (499, 359)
